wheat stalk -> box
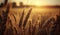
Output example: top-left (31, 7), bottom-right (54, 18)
top-left (19, 10), bottom-right (24, 27)
top-left (23, 8), bottom-right (32, 28)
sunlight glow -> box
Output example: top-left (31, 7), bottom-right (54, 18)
top-left (30, 0), bottom-right (41, 6)
top-left (16, 0), bottom-right (43, 6)
top-left (11, 0), bottom-right (60, 6)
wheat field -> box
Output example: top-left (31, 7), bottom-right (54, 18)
top-left (0, 5), bottom-right (60, 35)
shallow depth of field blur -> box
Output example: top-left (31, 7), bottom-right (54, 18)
top-left (0, 0), bottom-right (60, 35)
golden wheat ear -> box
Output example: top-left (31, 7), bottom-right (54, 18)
top-left (19, 10), bottom-right (24, 27)
top-left (23, 8), bottom-right (32, 28)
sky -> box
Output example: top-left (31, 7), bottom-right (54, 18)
top-left (0, 0), bottom-right (60, 6)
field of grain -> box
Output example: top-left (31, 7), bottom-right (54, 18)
top-left (0, 6), bottom-right (60, 35)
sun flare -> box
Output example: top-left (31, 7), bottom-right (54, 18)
top-left (31, 1), bottom-right (41, 6)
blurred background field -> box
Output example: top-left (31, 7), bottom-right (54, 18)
top-left (0, 6), bottom-right (60, 35)
top-left (0, 0), bottom-right (60, 35)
